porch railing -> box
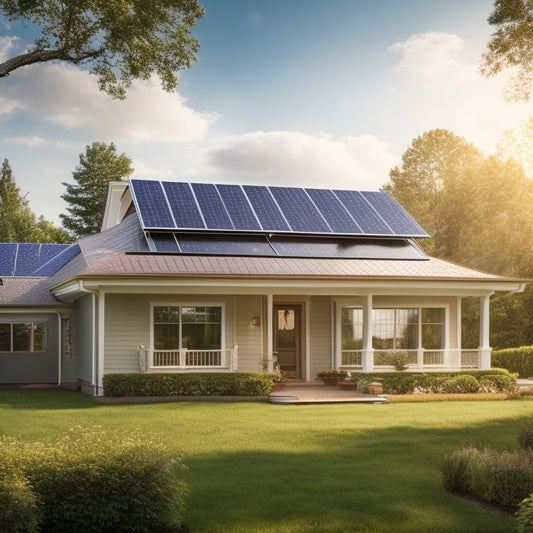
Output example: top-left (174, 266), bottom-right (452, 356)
top-left (138, 346), bottom-right (238, 372)
top-left (341, 349), bottom-right (482, 370)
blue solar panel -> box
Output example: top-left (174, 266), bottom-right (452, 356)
top-left (269, 187), bottom-right (331, 233)
top-left (162, 182), bottom-right (205, 229)
top-left (177, 235), bottom-right (275, 256)
top-left (151, 233), bottom-right (180, 252)
top-left (305, 188), bottom-right (362, 234)
top-left (0, 243), bottom-right (17, 276)
top-left (242, 185), bottom-right (291, 231)
top-left (32, 244), bottom-right (81, 277)
top-left (333, 190), bottom-right (393, 235)
top-left (216, 184), bottom-right (261, 231)
top-left (191, 183), bottom-right (234, 230)
top-left (130, 179), bottom-right (175, 229)
top-left (14, 244), bottom-right (41, 276)
top-left (360, 191), bottom-right (428, 237)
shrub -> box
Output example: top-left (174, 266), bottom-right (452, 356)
top-left (520, 424), bottom-right (533, 451)
top-left (103, 372), bottom-right (274, 397)
top-left (492, 346), bottom-right (533, 378)
top-left (442, 447), bottom-right (477, 494)
top-left (479, 373), bottom-right (518, 393)
top-left (373, 351), bottom-right (409, 370)
top-left (0, 438), bottom-right (40, 533)
top-left (22, 426), bottom-right (187, 533)
top-left (441, 375), bottom-right (480, 394)
top-left (517, 493), bottom-right (533, 533)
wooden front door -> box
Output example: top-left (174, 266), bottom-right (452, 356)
top-left (273, 305), bottom-right (301, 379)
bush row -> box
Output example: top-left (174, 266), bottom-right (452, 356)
top-left (0, 427), bottom-right (186, 533)
top-left (350, 369), bottom-right (516, 395)
top-left (103, 372), bottom-right (274, 397)
top-left (492, 346), bottom-right (533, 378)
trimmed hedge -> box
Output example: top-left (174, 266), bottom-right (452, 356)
top-left (103, 372), bottom-right (274, 397)
top-left (350, 369), bottom-right (514, 395)
top-left (492, 346), bottom-right (533, 378)
top-left (3, 427), bottom-right (187, 533)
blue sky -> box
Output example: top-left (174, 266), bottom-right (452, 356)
top-left (1, 0), bottom-right (532, 224)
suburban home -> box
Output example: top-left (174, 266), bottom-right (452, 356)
top-left (0, 179), bottom-right (526, 395)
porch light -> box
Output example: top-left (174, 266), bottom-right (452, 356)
top-left (251, 314), bottom-right (261, 326)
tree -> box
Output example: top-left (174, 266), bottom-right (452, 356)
top-left (0, 158), bottom-right (69, 242)
top-left (60, 142), bottom-right (133, 237)
top-left (0, 0), bottom-right (204, 99)
top-left (480, 0), bottom-right (533, 101)
top-left (497, 116), bottom-right (533, 178)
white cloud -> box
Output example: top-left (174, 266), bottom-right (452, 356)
top-left (2, 63), bottom-right (216, 143)
top-left (389, 32), bottom-right (475, 79)
top-left (5, 136), bottom-right (46, 146)
top-left (201, 131), bottom-right (397, 190)
top-left (0, 36), bottom-right (18, 62)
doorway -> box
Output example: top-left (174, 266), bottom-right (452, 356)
top-left (273, 305), bottom-right (302, 379)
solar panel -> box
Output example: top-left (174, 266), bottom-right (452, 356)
top-left (242, 185), bottom-right (291, 231)
top-left (162, 182), bottom-right (204, 229)
top-left (14, 244), bottom-right (41, 276)
top-left (32, 244), bottom-right (81, 277)
top-left (0, 243), bottom-right (17, 276)
top-left (360, 191), bottom-right (428, 237)
top-left (151, 233), bottom-right (180, 252)
top-left (177, 235), bottom-right (276, 256)
top-left (333, 190), bottom-right (393, 235)
top-left (129, 179), bottom-right (429, 238)
top-left (269, 186), bottom-right (331, 233)
top-left (130, 179), bottom-right (175, 229)
top-left (216, 184), bottom-right (261, 231)
top-left (305, 188), bottom-right (362, 234)
top-left (191, 183), bottom-right (234, 230)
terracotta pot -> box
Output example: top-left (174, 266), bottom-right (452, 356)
top-left (322, 377), bottom-right (339, 386)
top-left (368, 382), bottom-right (383, 394)
top-left (273, 382), bottom-right (286, 391)
top-left (338, 381), bottom-right (357, 391)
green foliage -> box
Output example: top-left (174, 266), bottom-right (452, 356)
top-left (481, 0), bottom-right (533, 101)
top-left (0, 0), bottom-right (204, 99)
top-left (441, 375), bottom-right (480, 394)
top-left (0, 437), bottom-right (40, 533)
top-left (374, 350), bottom-right (409, 370)
top-left (316, 370), bottom-right (348, 378)
top-left (349, 369), bottom-right (514, 395)
top-left (493, 346), bottom-right (533, 378)
top-left (103, 372), bottom-right (275, 397)
top-left (517, 493), bottom-right (533, 533)
top-left (60, 142), bottom-right (133, 237)
top-left (479, 373), bottom-right (519, 393)
top-left (519, 423), bottom-right (533, 451)
top-left (443, 447), bottom-right (533, 509)
top-left (12, 426), bottom-right (187, 533)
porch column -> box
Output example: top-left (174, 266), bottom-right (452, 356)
top-left (362, 294), bottom-right (374, 372)
top-left (266, 294), bottom-right (274, 373)
top-left (479, 293), bottom-right (492, 370)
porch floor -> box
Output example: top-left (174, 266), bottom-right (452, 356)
top-left (269, 381), bottom-right (387, 404)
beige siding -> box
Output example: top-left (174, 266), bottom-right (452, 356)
top-left (309, 296), bottom-right (332, 379)
top-left (234, 295), bottom-right (263, 372)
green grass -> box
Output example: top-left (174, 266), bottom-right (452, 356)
top-left (2, 391), bottom-right (533, 532)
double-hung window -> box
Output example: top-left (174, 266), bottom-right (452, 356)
top-left (0, 322), bottom-right (47, 352)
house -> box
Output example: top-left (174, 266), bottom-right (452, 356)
top-left (0, 179), bottom-right (526, 395)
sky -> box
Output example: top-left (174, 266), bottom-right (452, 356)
top-left (1, 0), bottom-right (532, 225)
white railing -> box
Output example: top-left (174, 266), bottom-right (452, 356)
top-left (138, 346), bottom-right (238, 372)
top-left (340, 349), bottom-right (482, 371)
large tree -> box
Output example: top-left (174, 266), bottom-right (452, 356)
top-left (480, 0), bottom-right (533, 101)
top-left (0, 0), bottom-right (204, 99)
top-left (60, 142), bottom-right (133, 237)
top-left (0, 158), bottom-right (70, 242)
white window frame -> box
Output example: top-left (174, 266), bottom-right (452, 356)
top-left (0, 321), bottom-right (48, 353)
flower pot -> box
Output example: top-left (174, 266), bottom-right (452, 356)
top-left (273, 382), bottom-right (286, 391)
top-left (322, 377), bottom-right (339, 386)
top-left (338, 381), bottom-right (357, 391)
top-left (369, 382), bottom-right (383, 394)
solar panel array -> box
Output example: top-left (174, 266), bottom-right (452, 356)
top-left (0, 243), bottom-right (80, 277)
top-left (130, 179), bottom-right (429, 238)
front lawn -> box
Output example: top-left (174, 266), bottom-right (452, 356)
top-left (1, 390), bottom-right (532, 533)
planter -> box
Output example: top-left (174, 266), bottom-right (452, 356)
top-left (273, 382), bottom-right (286, 391)
top-left (338, 381), bottom-right (357, 391)
top-left (368, 382), bottom-right (383, 394)
top-left (322, 377), bottom-right (340, 386)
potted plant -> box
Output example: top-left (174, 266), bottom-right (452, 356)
top-left (338, 372), bottom-right (357, 391)
top-left (317, 370), bottom-right (348, 385)
top-left (269, 364), bottom-right (287, 391)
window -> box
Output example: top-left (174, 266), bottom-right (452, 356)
top-left (341, 308), bottom-right (363, 350)
top-left (153, 305), bottom-right (222, 350)
top-left (421, 308), bottom-right (445, 349)
top-left (373, 309), bottom-right (418, 350)
top-left (0, 322), bottom-right (47, 352)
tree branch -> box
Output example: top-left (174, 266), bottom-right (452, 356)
top-left (0, 49), bottom-right (82, 77)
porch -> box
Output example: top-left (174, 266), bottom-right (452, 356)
top-left (269, 382), bottom-right (387, 404)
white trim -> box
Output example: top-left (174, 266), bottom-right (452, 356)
top-left (97, 291), bottom-right (105, 395)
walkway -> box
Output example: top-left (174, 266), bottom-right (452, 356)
top-left (269, 382), bottom-right (387, 404)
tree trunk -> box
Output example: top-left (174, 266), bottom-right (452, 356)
top-left (0, 49), bottom-right (69, 77)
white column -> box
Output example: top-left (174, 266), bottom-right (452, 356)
top-left (362, 294), bottom-right (374, 372)
top-left (97, 290), bottom-right (105, 396)
top-left (479, 293), bottom-right (492, 370)
top-left (266, 294), bottom-right (274, 373)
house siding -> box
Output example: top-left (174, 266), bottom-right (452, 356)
top-left (234, 295), bottom-right (263, 373)
top-left (75, 295), bottom-right (94, 383)
top-left (309, 296), bottom-right (332, 379)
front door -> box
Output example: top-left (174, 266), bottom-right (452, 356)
top-left (273, 305), bottom-right (301, 379)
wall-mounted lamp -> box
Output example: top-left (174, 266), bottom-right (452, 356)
top-left (251, 314), bottom-right (261, 326)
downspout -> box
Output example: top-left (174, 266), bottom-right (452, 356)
top-left (55, 311), bottom-right (61, 386)
top-left (78, 282), bottom-right (98, 394)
